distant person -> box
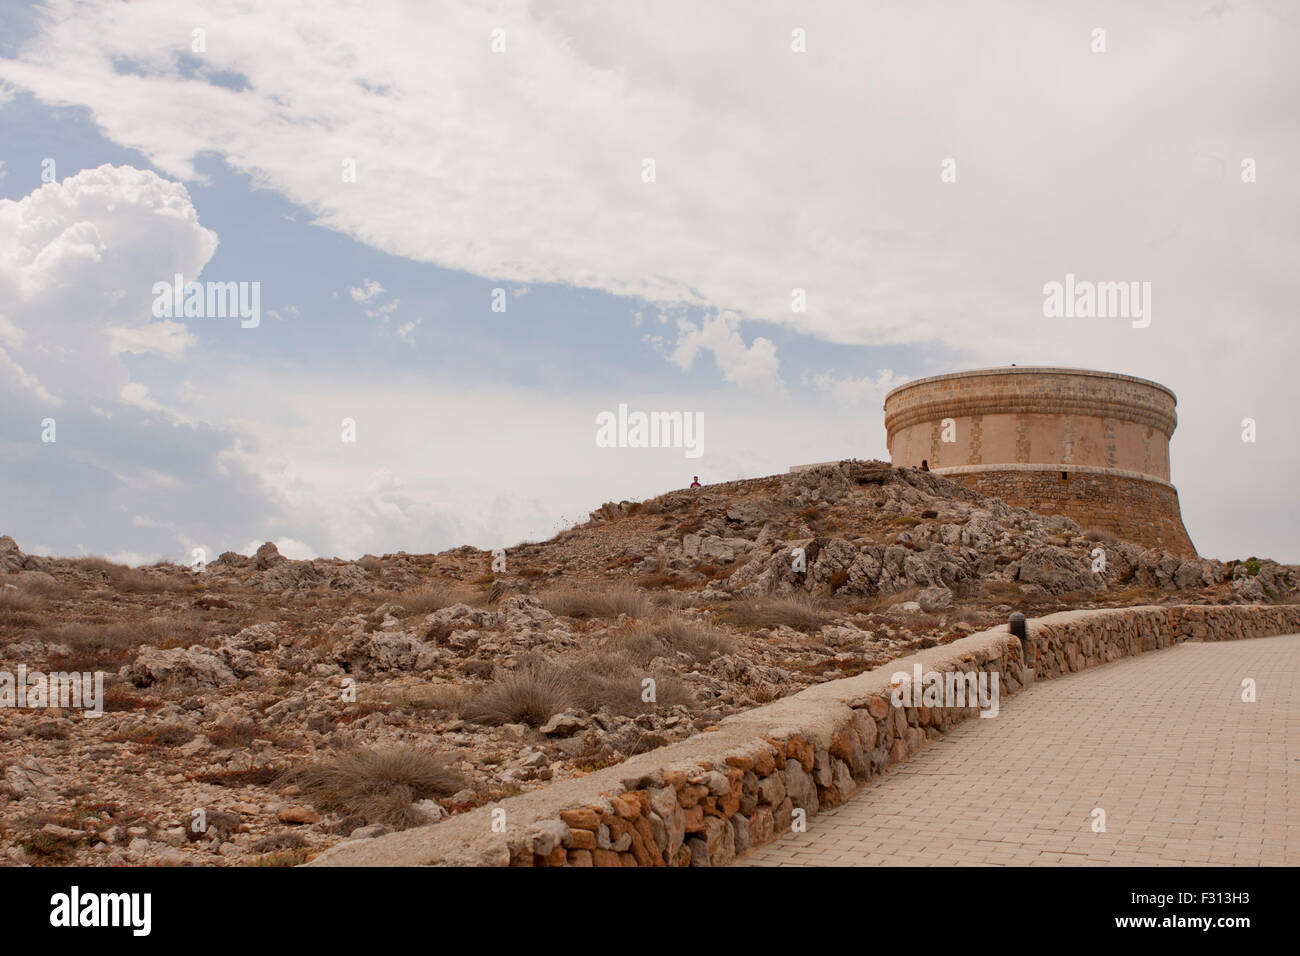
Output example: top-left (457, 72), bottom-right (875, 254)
top-left (920, 460), bottom-right (930, 471)
top-left (690, 475), bottom-right (702, 488)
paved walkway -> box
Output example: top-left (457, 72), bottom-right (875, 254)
top-left (744, 634), bottom-right (1299, 866)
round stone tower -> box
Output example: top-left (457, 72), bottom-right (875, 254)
top-left (883, 366), bottom-right (1196, 555)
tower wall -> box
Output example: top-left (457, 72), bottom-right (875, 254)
top-left (883, 367), bottom-right (1197, 555)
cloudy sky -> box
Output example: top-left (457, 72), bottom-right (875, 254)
top-left (0, 0), bottom-right (1296, 565)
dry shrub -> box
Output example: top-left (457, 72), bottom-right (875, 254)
top-left (278, 747), bottom-right (466, 830)
top-left (650, 590), bottom-right (710, 611)
top-left (192, 766), bottom-right (280, 787)
top-left (951, 606), bottom-right (987, 625)
top-left (1109, 586), bottom-right (1164, 605)
top-left (564, 650), bottom-right (693, 715)
top-left (207, 720), bottom-right (259, 748)
top-left (463, 647), bottom-right (693, 724)
top-left (463, 663), bottom-right (572, 727)
top-left (611, 616), bottom-right (733, 663)
top-left (105, 722), bottom-right (196, 747)
top-left (0, 610), bottom-right (43, 631)
top-left (249, 848), bottom-right (312, 867)
top-left (70, 558), bottom-right (188, 593)
top-left (539, 585), bottom-right (650, 620)
top-left (386, 682), bottom-right (470, 714)
top-left (35, 616), bottom-right (212, 663)
top-left (390, 582), bottom-right (477, 616)
top-left (0, 588), bottom-right (41, 611)
top-left (15, 574), bottom-right (71, 599)
top-left (0, 583), bottom-right (47, 632)
top-left (37, 622), bottom-right (138, 652)
top-left (486, 578), bottom-right (529, 603)
top-left (976, 580), bottom-right (1024, 602)
top-left (251, 831), bottom-right (306, 853)
top-left (69, 557), bottom-right (117, 573)
top-left (636, 571), bottom-right (690, 589)
top-left (851, 586), bottom-right (919, 611)
top-left (726, 595), bottom-right (832, 632)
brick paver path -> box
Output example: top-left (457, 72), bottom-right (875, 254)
top-left (743, 634), bottom-right (1299, 866)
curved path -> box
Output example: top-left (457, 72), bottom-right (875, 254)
top-left (743, 633), bottom-right (1299, 866)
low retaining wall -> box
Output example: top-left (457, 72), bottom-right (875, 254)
top-left (310, 604), bottom-right (1300, 867)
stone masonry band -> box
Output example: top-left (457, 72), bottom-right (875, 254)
top-left (883, 367), bottom-right (1179, 437)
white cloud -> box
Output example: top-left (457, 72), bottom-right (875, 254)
top-left (196, 366), bottom-right (858, 558)
top-left (2, 0), bottom-right (1293, 369)
top-left (349, 279), bottom-right (384, 303)
top-left (101, 549), bottom-right (163, 568)
top-left (0, 164), bottom-right (217, 408)
top-left (107, 319), bottom-right (197, 357)
top-left (805, 369), bottom-right (909, 407)
top-left (0, 345), bottom-right (59, 406)
top-left (671, 313), bottom-right (782, 390)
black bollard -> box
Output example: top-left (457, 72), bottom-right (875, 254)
top-left (1009, 611), bottom-right (1028, 661)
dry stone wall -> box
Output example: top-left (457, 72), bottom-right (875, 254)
top-left (310, 604), bottom-right (1300, 868)
top-left (957, 468), bottom-right (1196, 556)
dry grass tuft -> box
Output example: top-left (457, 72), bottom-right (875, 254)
top-left (385, 682), bottom-right (470, 714)
top-left (564, 650), bottom-right (693, 715)
top-left (610, 615), bottom-right (733, 663)
top-left (70, 557), bottom-right (189, 593)
top-left (0, 588), bottom-right (42, 611)
top-left (463, 645), bottom-right (695, 725)
top-left (462, 663), bottom-right (573, 727)
top-left (725, 594), bottom-right (832, 632)
top-left (278, 747), bottom-right (466, 830)
top-left (389, 581), bottom-right (478, 616)
top-left (539, 585), bottom-right (650, 620)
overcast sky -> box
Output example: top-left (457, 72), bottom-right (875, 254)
top-left (0, 0), bottom-right (1296, 565)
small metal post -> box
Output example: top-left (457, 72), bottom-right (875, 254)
top-left (1009, 611), bottom-right (1033, 686)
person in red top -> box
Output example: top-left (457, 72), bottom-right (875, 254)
top-left (689, 476), bottom-right (701, 488)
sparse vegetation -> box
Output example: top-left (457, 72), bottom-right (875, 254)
top-left (389, 581), bottom-right (476, 616)
top-left (564, 650), bottom-right (693, 715)
top-left (725, 595), bottom-right (833, 632)
top-left (277, 747), bottom-right (466, 830)
top-left (611, 615), bottom-right (734, 662)
top-left (462, 662), bottom-right (573, 726)
top-left (206, 720), bottom-right (259, 748)
top-left (539, 585), bottom-right (650, 620)
top-left (249, 847), bottom-right (312, 866)
top-left (69, 557), bottom-right (189, 593)
top-left (385, 682), bottom-right (470, 714)
top-left (0, 588), bottom-right (42, 611)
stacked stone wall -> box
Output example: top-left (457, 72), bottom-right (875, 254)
top-left (958, 469), bottom-right (1196, 556)
top-left (311, 604), bottom-right (1300, 868)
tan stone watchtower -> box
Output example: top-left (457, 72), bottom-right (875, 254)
top-left (883, 367), bottom-right (1196, 555)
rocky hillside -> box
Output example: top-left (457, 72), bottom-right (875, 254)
top-left (1, 460), bottom-right (1294, 866)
